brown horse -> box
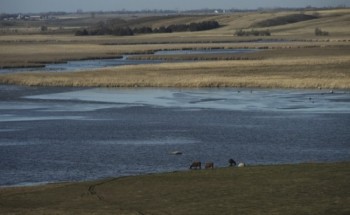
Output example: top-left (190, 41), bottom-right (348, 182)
top-left (205, 162), bottom-right (214, 169)
top-left (190, 161), bottom-right (201, 169)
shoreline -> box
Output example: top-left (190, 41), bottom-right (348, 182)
top-left (0, 161), bottom-right (347, 189)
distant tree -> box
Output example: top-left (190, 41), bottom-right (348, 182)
top-left (111, 27), bottom-right (134, 36)
top-left (133, 26), bottom-right (153, 34)
top-left (315, 27), bottom-right (329, 36)
top-left (189, 21), bottom-right (220, 31)
top-left (252, 14), bottom-right (318, 28)
top-left (74, 20), bottom-right (220, 36)
top-left (189, 22), bottom-right (199, 31)
top-left (167, 24), bottom-right (188, 32)
top-left (40, 25), bottom-right (48, 32)
top-left (75, 29), bottom-right (89, 36)
top-left (235, 29), bottom-right (271, 36)
top-left (235, 29), bottom-right (244, 36)
top-left (154, 26), bottom-right (172, 33)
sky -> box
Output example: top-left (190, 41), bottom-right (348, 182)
top-left (1, 0), bottom-right (349, 13)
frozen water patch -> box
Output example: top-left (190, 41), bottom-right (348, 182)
top-left (25, 88), bottom-right (173, 107)
top-left (0, 141), bottom-right (43, 146)
top-left (0, 102), bottom-right (46, 110)
top-left (91, 137), bottom-right (199, 145)
top-left (23, 88), bottom-right (350, 113)
top-left (0, 115), bottom-right (86, 122)
top-left (37, 103), bottom-right (127, 112)
top-left (0, 128), bottom-right (24, 132)
top-left (1, 101), bottom-right (130, 112)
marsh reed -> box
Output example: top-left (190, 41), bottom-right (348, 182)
top-left (1, 55), bottom-right (349, 89)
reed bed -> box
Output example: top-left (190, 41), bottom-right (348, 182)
top-left (1, 55), bottom-right (349, 89)
top-left (1, 39), bottom-right (348, 68)
top-left (1, 9), bottom-right (350, 69)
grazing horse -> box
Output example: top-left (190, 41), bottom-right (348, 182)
top-left (190, 161), bottom-right (201, 169)
top-left (205, 162), bottom-right (214, 169)
top-left (228, 158), bottom-right (237, 167)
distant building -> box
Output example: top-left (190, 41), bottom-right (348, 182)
top-left (29, 16), bottom-right (41, 21)
top-left (214, 9), bottom-right (226, 14)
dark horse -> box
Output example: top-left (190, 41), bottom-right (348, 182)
top-left (229, 158), bottom-right (237, 167)
top-left (190, 161), bottom-right (201, 169)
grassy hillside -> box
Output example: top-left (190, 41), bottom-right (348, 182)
top-left (0, 162), bottom-right (349, 215)
top-left (251, 14), bottom-right (318, 28)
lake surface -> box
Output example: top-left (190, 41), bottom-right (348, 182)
top-left (0, 85), bottom-right (349, 187)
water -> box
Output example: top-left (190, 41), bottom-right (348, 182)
top-left (0, 49), bottom-right (256, 74)
top-left (0, 58), bottom-right (163, 74)
top-left (0, 85), bottom-right (349, 187)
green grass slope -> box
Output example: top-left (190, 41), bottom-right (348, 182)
top-left (0, 163), bottom-right (349, 215)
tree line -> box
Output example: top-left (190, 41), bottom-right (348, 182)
top-left (75, 20), bottom-right (220, 36)
top-left (235, 29), bottom-right (271, 36)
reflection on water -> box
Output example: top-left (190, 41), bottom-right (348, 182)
top-left (0, 85), bottom-right (349, 187)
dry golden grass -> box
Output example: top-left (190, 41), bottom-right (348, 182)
top-left (0, 42), bottom-right (246, 68)
top-left (1, 52), bottom-right (349, 89)
top-left (1, 38), bottom-right (349, 68)
top-left (0, 8), bottom-right (349, 88)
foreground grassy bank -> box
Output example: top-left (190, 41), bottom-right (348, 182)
top-left (0, 162), bottom-right (349, 215)
top-left (1, 50), bottom-right (349, 89)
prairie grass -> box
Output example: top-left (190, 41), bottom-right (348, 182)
top-left (0, 8), bottom-right (349, 68)
top-left (0, 162), bottom-right (349, 215)
top-left (0, 8), bottom-right (349, 88)
top-left (1, 53), bottom-right (349, 89)
top-left (0, 39), bottom-right (349, 68)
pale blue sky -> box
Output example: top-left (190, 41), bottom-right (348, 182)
top-left (1, 0), bottom-right (349, 13)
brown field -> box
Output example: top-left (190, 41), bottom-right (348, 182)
top-left (0, 8), bottom-right (349, 88)
top-left (0, 162), bottom-right (349, 215)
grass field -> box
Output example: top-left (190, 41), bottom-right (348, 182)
top-left (0, 162), bottom-right (349, 215)
top-left (0, 8), bottom-right (349, 88)
top-left (0, 9), bottom-right (349, 66)
top-left (1, 48), bottom-right (349, 89)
